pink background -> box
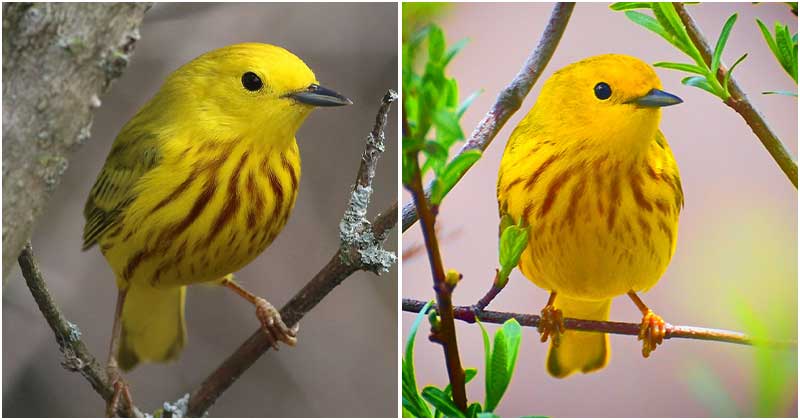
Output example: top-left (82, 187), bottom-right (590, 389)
top-left (403, 3), bottom-right (797, 417)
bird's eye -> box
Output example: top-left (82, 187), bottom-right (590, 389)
top-left (594, 82), bottom-right (612, 100)
top-left (241, 72), bottom-right (263, 91)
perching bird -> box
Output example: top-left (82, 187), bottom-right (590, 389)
top-left (83, 43), bottom-right (351, 413)
top-left (496, 54), bottom-right (683, 378)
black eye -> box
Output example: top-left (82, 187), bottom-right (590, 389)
top-left (594, 82), bottom-right (612, 100)
top-left (242, 72), bottom-right (262, 91)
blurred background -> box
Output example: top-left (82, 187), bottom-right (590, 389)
top-left (402, 2), bottom-right (797, 417)
top-left (3, 3), bottom-right (397, 417)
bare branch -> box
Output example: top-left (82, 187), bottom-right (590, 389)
top-left (186, 90), bottom-right (397, 417)
top-left (18, 243), bottom-right (143, 417)
top-left (403, 298), bottom-right (797, 349)
top-left (672, 2), bottom-right (797, 188)
top-left (401, 2), bottom-right (576, 231)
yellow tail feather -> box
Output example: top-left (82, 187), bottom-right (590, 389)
top-left (546, 296), bottom-right (611, 378)
top-left (118, 285), bottom-right (186, 371)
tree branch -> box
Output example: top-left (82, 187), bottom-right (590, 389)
top-left (672, 2), bottom-right (797, 188)
top-left (403, 298), bottom-right (797, 349)
top-left (185, 90), bottom-right (398, 417)
top-left (2, 3), bottom-right (151, 277)
top-left (17, 243), bottom-right (143, 417)
top-left (407, 162), bottom-right (468, 413)
top-left (401, 2), bottom-right (575, 231)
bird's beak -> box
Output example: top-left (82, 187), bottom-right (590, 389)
top-left (288, 83), bottom-right (353, 107)
top-left (629, 88), bottom-right (683, 108)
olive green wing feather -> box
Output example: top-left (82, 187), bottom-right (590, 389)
top-left (82, 132), bottom-right (161, 250)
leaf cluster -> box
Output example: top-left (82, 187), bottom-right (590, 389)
top-left (756, 18), bottom-right (798, 95)
top-left (403, 302), bottom-right (531, 418)
top-left (611, 2), bottom-right (746, 100)
top-left (402, 24), bottom-right (482, 205)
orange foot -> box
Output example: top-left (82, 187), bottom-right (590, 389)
top-left (539, 304), bottom-right (565, 347)
top-left (638, 310), bottom-right (666, 358)
top-left (255, 297), bottom-right (299, 349)
top-left (105, 368), bottom-right (133, 417)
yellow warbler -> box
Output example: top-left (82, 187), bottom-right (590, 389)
top-left (83, 43), bottom-right (350, 409)
top-left (497, 54), bottom-right (683, 378)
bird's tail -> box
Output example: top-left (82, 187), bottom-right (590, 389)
top-left (118, 284), bottom-right (186, 371)
top-left (546, 295), bottom-right (611, 378)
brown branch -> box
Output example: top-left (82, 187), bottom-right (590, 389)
top-left (403, 298), bottom-right (797, 349)
top-left (672, 2), bottom-right (797, 188)
top-left (17, 243), bottom-right (143, 417)
top-left (186, 90), bottom-right (397, 417)
top-left (401, 2), bottom-right (575, 231)
top-left (406, 164), bottom-right (468, 413)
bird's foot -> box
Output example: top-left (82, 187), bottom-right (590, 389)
top-left (105, 366), bottom-right (133, 417)
top-left (538, 304), bottom-right (565, 347)
top-left (638, 310), bottom-right (666, 358)
top-left (255, 297), bottom-right (299, 350)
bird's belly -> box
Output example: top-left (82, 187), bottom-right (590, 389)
top-left (99, 145), bottom-right (300, 289)
top-left (516, 190), bottom-right (677, 301)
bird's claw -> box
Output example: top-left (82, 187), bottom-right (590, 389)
top-left (255, 297), bottom-right (299, 350)
top-left (638, 310), bottom-right (666, 358)
top-left (105, 368), bottom-right (133, 417)
top-left (538, 304), bottom-right (565, 347)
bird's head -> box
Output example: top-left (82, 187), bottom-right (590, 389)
top-left (532, 54), bottom-right (681, 154)
top-left (163, 43), bottom-right (351, 144)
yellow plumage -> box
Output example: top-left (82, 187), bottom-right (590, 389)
top-left (497, 54), bottom-right (683, 377)
top-left (84, 43), bottom-right (350, 370)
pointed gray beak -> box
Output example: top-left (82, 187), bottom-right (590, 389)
top-left (288, 84), bottom-right (352, 107)
top-left (629, 88), bottom-right (683, 107)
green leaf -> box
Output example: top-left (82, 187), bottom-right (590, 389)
top-left (756, 19), bottom-right (781, 61)
top-left (654, 61), bottom-right (707, 75)
top-left (422, 387), bottom-right (465, 418)
top-left (682, 76), bottom-right (718, 96)
top-left (497, 223), bottom-right (529, 285)
top-left (444, 38), bottom-right (469, 66)
top-left (431, 150), bottom-right (482, 205)
top-left (403, 301), bottom-right (434, 418)
top-left (609, 2), bottom-right (652, 11)
top-left (486, 328), bottom-right (509, 412)
top-left (432, 110), bottom-right (464, 145)
top-left (477, 413), bottom-right (499, 418)
top-left (711, 14), bottom-right (738, 75)
top-left (446, 78), bottom-right (459, 108)
top-left (428, 25), bottom-right (446, 63)
top-left (402, 405), bottom-right (418, 418)
top-left (624, 11), bottom-right (673, 44)
top-left (502, 319), bottom-right (523, 379)
top-left (762, 90), bottom-right (798, 96)
top-left (476, 318), bottom-right (492, 410)
top-left (723, 53), bottom-right (747, 92)
top-left (457, 90), bottom-right (482, 119)
top-left (775, 23), bottom-right (793, 69)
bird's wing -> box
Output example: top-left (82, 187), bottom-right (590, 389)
top-left (82, 131), bottom-right (161, 250)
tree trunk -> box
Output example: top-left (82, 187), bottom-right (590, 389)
top-left (2, 3), bottom-right (151, 277)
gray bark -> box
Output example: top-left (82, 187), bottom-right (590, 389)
top-left (2, 3), bottom-right (151, 277)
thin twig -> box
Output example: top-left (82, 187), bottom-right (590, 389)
top-left (17, 243), bottom-right (143, 417)
top-left (673, 2), bottom-right (797, 188)
top-left (403, 298), bottom-right (797, 349)
top-left (186, 90), bottom-right (397, 417)
top-left (401, 2), bottom-right (576, 231)
top-left (406, 163), bottom-right (468, 413)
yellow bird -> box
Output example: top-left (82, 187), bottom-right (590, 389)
top-left (497, 54), bottom-right (683, 378)
top-left (83, 43), bottom-right (350, 410)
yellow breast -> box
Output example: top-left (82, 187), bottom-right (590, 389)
top-left (497, 132), bottom-right (682, 300)
top-left (99, 138), bottom-right (301, 289)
